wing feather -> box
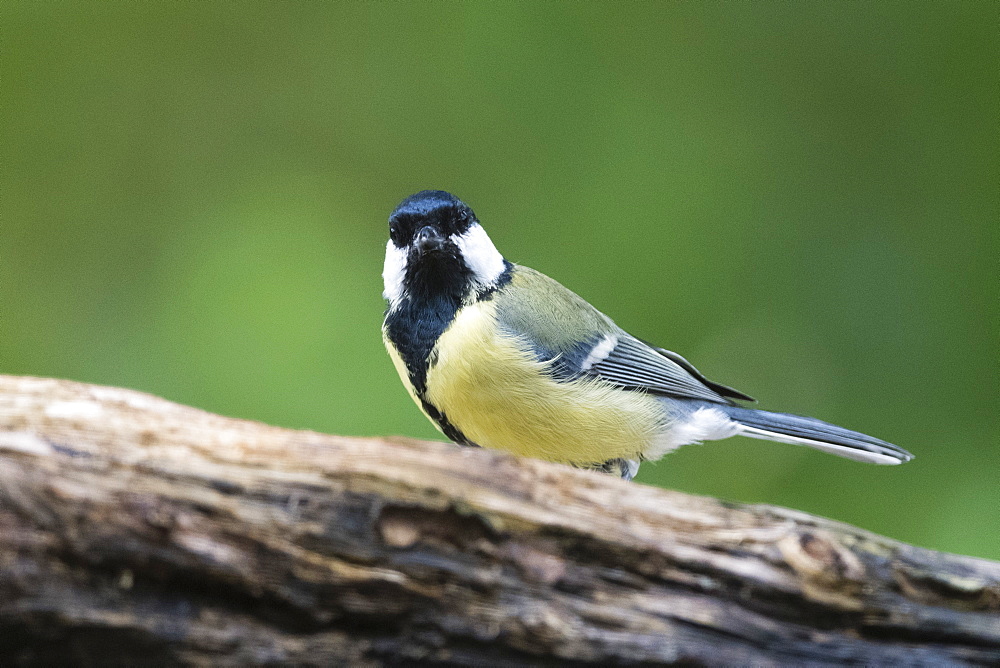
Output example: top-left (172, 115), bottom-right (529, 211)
top-left (590, 336), bottom-right (749, 404)
top-left (493, 265), bottom-right (754, 404)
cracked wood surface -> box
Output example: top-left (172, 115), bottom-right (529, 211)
top-left (0, 375), bottom-right (998, 665)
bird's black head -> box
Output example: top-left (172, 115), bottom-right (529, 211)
top-left (383, 190), bottom-right (508, 310)
top-left (388, 190), bottom-right (477, 250)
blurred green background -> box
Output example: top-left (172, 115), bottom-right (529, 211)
top-left (3, 2), bottom-right (997, 559)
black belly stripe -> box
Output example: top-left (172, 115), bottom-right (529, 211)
top-left (419, 397), bottom-right (477, 447)
top-left (384, 295), bottom-right (457, 396)
top-left (384, 262), bottom-right (512, 447)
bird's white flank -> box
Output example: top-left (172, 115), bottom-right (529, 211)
top-left (649, 407), bottom-right (740, 458)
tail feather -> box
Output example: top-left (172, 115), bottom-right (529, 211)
top-left (718, 405), bottom-right (913, 465)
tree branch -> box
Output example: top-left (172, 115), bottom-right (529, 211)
top-left (0, 375), bottom-right (997, 665)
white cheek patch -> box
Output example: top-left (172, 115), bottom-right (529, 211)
top-left (453, 223), bottom-right (506, 289)
top-left (382, 241), bottom-right (407, 308)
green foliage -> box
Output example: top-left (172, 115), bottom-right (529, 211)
top-left (3, 2), bottom-right (997, 558)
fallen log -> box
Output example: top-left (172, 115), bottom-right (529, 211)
top-left (0, 375), bottom-right (997, 665)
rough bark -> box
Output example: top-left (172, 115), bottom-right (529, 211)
top-left (0, 375), bottom-right (997, 666)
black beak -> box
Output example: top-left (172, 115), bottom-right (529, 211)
top-left (414, 226), bottom-right (445, 255)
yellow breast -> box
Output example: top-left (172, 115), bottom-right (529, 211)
top-left (423, 300), bottom-right (666, 465)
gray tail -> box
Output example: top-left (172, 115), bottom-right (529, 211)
top-left (718, 405), bottom-right (913, 465)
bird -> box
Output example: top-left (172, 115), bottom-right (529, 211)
top-left (381, 190), bottom-right (913, 480)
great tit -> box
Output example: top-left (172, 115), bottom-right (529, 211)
top-left (382, 190), bottom-right (913, 480)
